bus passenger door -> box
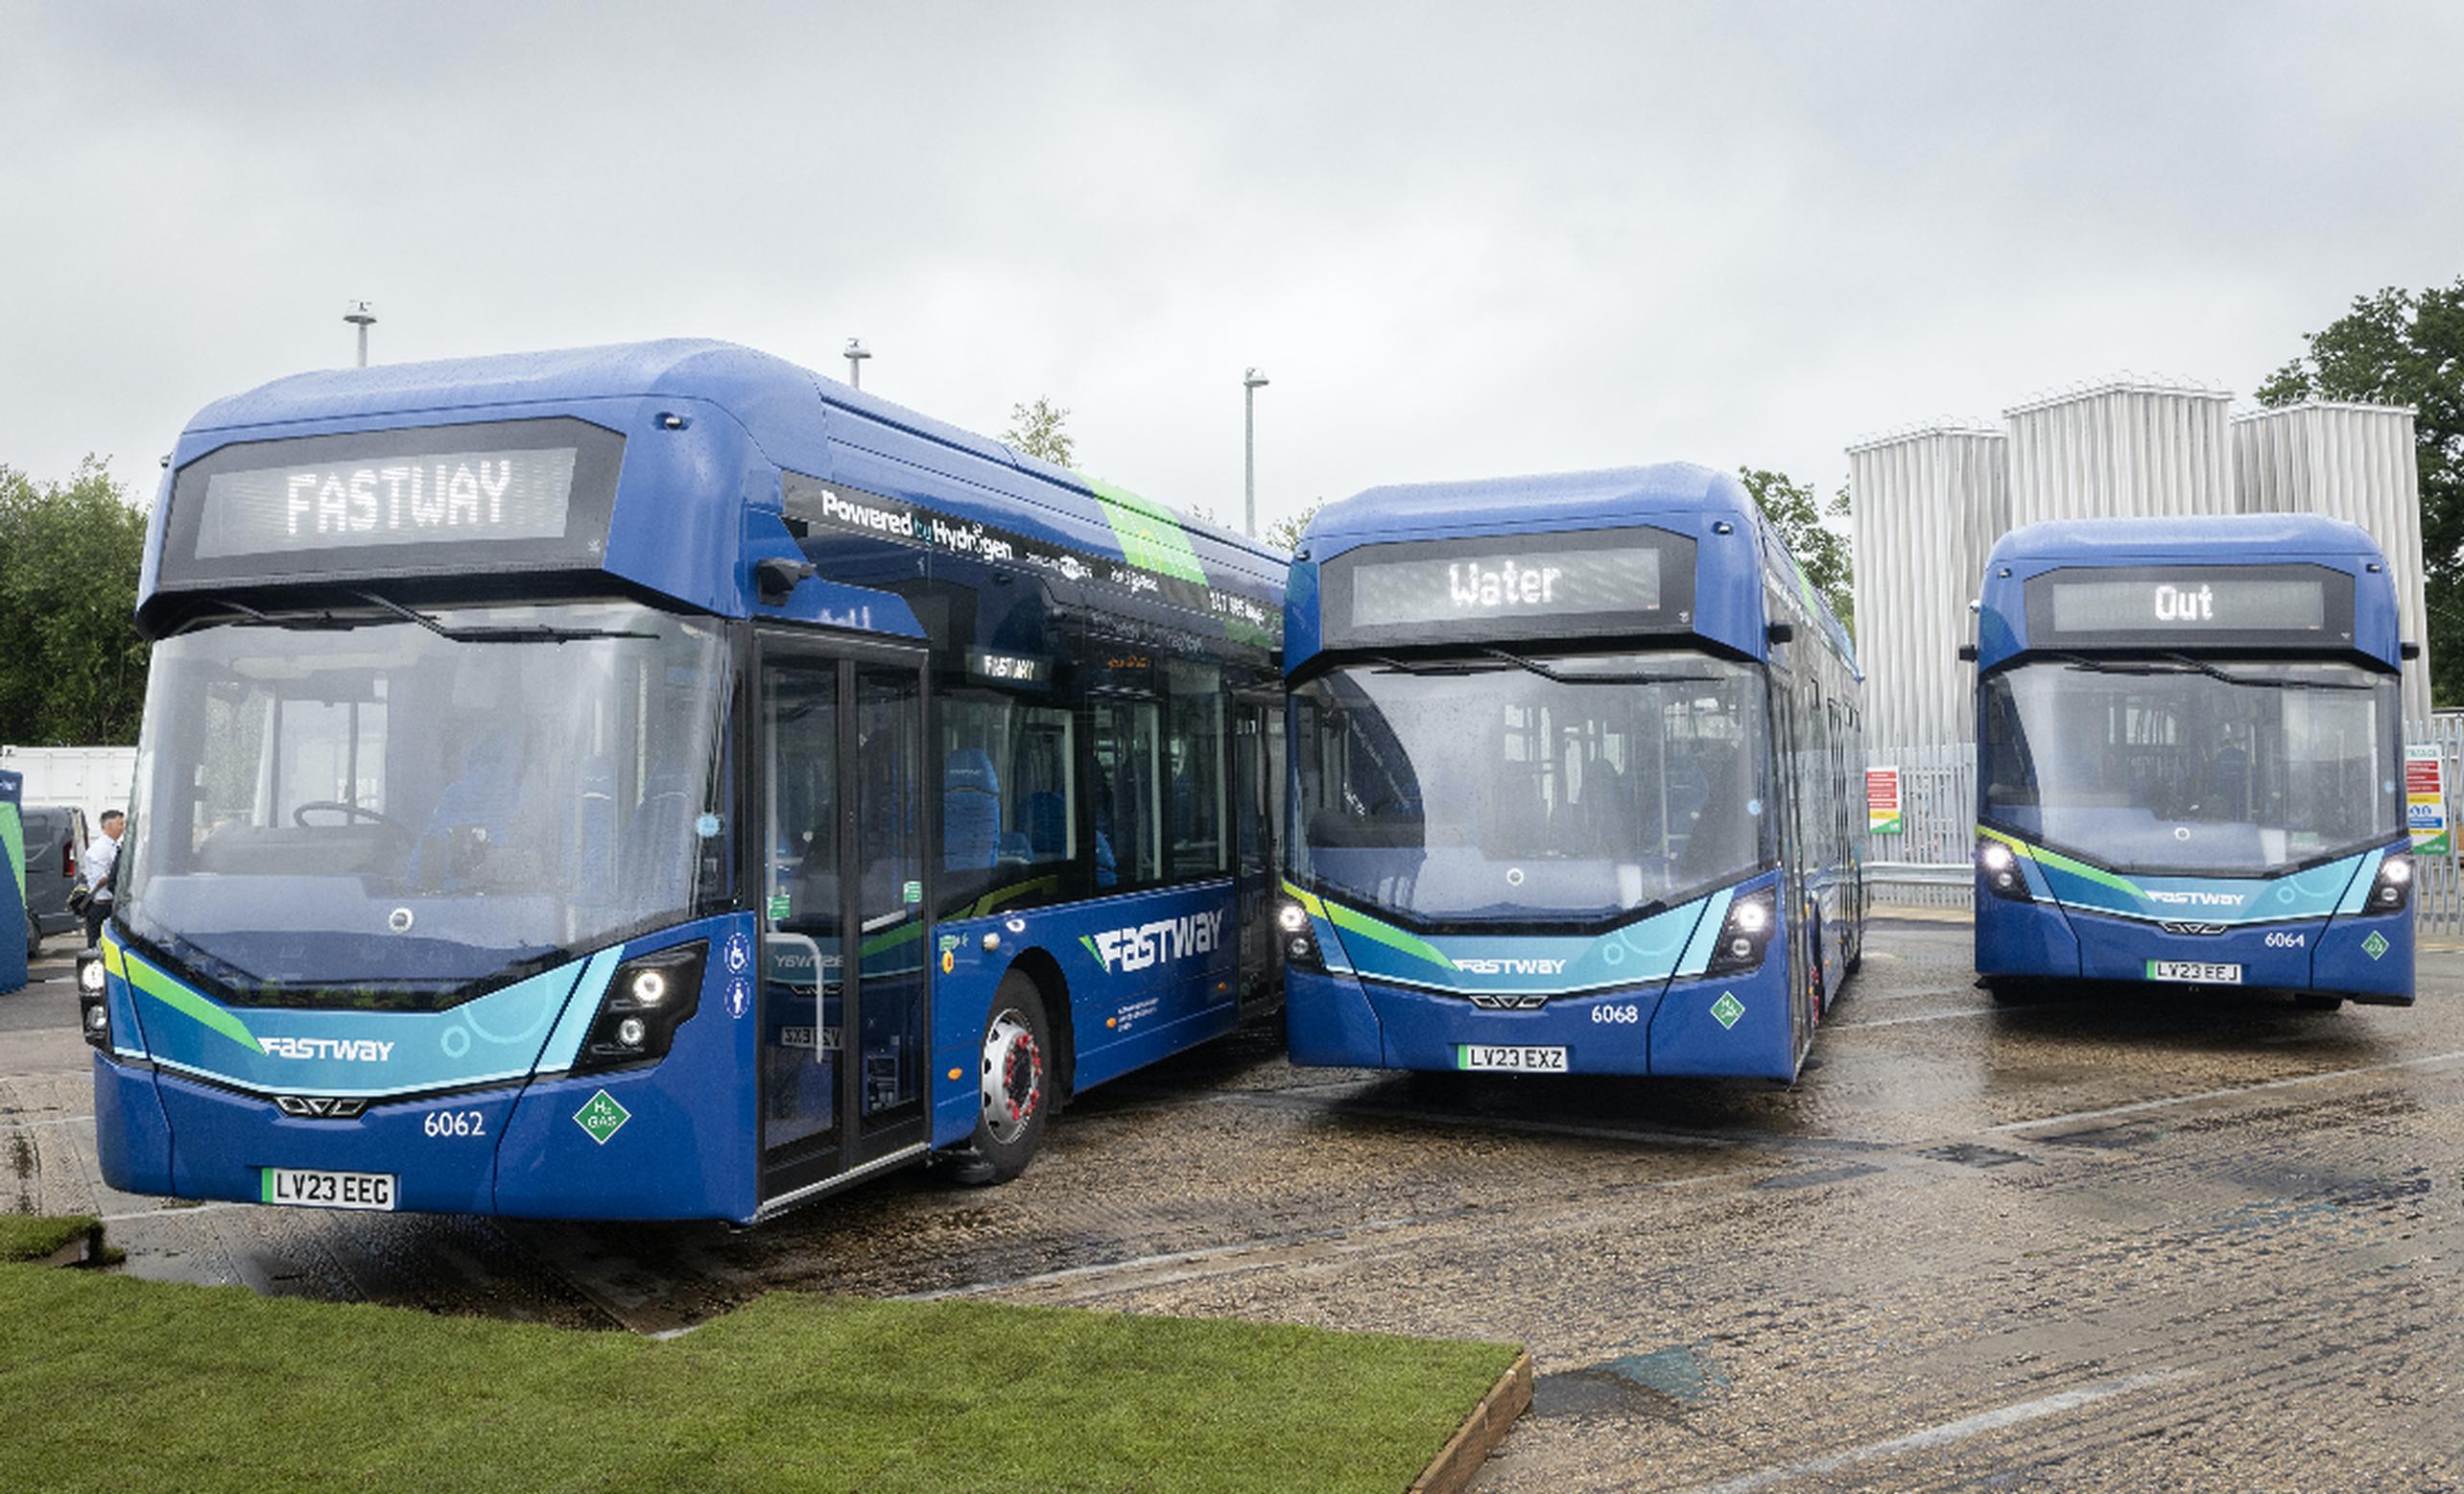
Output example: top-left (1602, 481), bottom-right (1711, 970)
top-left (1233, 689), bottom-right (1282, 1014)
top-left (755, 636), bottom-right (931, 1209)
top-left (1768, 668), bottom-right (1814, 1061)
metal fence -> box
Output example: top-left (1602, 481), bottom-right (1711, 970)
top-left (1860, 719), bottom-right (2464, 933)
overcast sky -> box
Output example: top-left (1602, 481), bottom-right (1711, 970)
top-left (8, 2), bottom-right (2462, 536)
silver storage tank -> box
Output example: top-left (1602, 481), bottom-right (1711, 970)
top-left (1848, 425), bottom-right (2008, 749)
top-left (2005, 382), bottom-right (2235, 527)
top-left (2232, 399), bottom-right (2430, 721)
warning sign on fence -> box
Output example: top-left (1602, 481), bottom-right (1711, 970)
top-left (2405, 744), bottom-right (2449, 856)
top-left (1866, 766), bottom-right (1903, 836)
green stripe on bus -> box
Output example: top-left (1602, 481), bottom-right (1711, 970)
top-left (0, 804), bottom-right (23, 900)
top-left (1279, 879), bottom-right (1326, 919)
top-left (1977, 824), bottom-right (2144, 899)
top-left (124, 958), bottom-right (265, 1055)
top-left (1087, 479), bottom-right (1208, 584)
top-left (1324, 901), bottom-right (1457, 971)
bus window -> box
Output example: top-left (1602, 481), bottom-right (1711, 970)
top-left (1091, 698), bottom-right (1163, 888)
top-left (937, 691), bottom-right (1078, 908)
top-left (1166, 660), bottom-right (1227, 878)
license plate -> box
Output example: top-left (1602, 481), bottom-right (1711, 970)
top-left (1457, 1044), bottom-right (1569, 1073)
top-left (2146, 960), bottom-right (2241, 984)
top-left (260, 1167), bottom-right (396, 1211)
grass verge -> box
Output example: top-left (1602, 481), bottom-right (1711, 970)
top-left (0, 1214), bottom-right (98, 1263)
top-left (0, 1237), bottom-right (1519, 1494)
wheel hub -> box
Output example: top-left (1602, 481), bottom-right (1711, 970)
top-left (980, 1009), bottom-right (1043, 1146)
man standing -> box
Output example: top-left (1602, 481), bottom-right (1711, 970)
top-left (83, 810), bottom-right (124, 947)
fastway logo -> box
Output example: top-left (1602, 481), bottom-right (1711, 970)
top-left (259, 1036), bottom-right (396, 1063)
top-left (1084, 911), bottom-right (1225, 974)
top-left (2144, 889), bottom-right (2244, 908)
top-left (1452, 957), bottom-right (1570, 976)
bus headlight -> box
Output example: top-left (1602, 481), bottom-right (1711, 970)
top-left (1277, 900), bottom-right (1325, 972)
top-left (1704, 888), bottom-right (1778, 977)
top-left (573, 941), bottom-right (707, 1075)
top-left (2367, 853), bottom-right (2414, 913)
top-left (76, 953), bottom-right (110, 1051)
top-left (1978, 839), bottom-right (2029, 902)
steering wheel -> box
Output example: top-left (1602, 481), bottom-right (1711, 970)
top-left (292, 799), bottom-right (415, 834)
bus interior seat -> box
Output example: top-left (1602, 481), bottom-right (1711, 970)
top-left (1019, 791), bottom-right (1067, 861)
top-left (621, 769), bottom-right (699, 912)
top-left (943, 748), bottom-right (1003, 870)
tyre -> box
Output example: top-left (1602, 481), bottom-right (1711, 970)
top-left (964, 972), bottom-right (1054, 1184)
top-left (2292, 993), bottom-right (2344, 1012)
top-left (23, 908), bottom-right (37, 962)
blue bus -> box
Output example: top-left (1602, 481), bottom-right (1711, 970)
top-left (78, 340), bottom-right (1289, 1221)
top-left (1278, 465), bottom-right (1864, 1082)
top-left (1971, 515), bottom-right (2416, 1008)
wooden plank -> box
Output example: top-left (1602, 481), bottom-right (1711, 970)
top-left (1409, 1348), bottom-right (1533, 1494)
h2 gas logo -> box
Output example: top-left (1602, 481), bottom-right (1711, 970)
top-left (1083, 911), bottom-right (1225, 974)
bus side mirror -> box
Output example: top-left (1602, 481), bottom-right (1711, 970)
top-left (1957, 645), bottom-right (1978, 662)
top-left (2403, 642), bottom-right (2422, 660)
top-left (1766, 623), bottom-right (1795, 645)
top-left (755, 557), bottom-right (817, 601)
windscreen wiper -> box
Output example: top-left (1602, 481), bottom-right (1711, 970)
top-left (2048, 652), bottom-right (2374, 691)
top-left (1479, 648), bottom-right (1715, 686)
top-left (354, 590), bottom-right (655, 645)
top-left (179, 597), bottom-right (364, 634)
top-left (1366, 653), bottom-right (1508, 676)
top-left (2155, 652), bottom-right (2376, 691)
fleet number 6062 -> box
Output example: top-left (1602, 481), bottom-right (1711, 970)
top-left (423, 1109), bottom-right (486, 1138)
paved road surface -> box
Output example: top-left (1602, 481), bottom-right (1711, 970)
top-left (6, 917), bottom-right (2459, 1489)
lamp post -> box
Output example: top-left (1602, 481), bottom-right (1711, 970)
top-left (344, 300), bottom-right (377, 368)
top-left (844, 338), bottom-right (871, 390)
top-left (1243, 367), bottom-right (1269, 537)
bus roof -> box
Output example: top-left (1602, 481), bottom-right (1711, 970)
top-left (152, 340), bottom-right (1286, 628)
top-left (1986, 513), bottom-right (2387, 567)
top-left (1304, 463), bottom-right (1749, 556)
top-left (1287, 463), bottom-right (1857, 676)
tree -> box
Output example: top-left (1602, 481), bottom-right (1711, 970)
top-left (1264, 502), bottom-right (1320, 553)
top-left (2259, 276), bottom-right (2464, 705)
top-left (1737, 467), bottom-right (1854, 632)
top-left (0, 458), bottom-right (152, 746)
top-left (1002, 398), bottom-right (1076, 468)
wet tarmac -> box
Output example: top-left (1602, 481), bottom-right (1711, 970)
top-left (6, 915), bottom-right (2461, 1489)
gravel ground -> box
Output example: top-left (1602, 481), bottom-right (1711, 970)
top-left (6, 915), bottom-right (2461, 1490)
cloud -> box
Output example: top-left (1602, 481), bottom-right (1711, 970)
top-left (6, 1), bottom-right (2460, 536)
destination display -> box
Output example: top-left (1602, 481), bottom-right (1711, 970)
top-left (1319, 528), bottom-right (1696, 649)
top-left (2026, 564), bottom-right (2355, 648)
top-left (196, 445), bottom-right (579, 558)
top-left (1347, 543), bottom-right (1663, 629)
top-left (160, 417), bottom-right (626, 589)
top-left (2049, 577), bottom-right (2328, 634)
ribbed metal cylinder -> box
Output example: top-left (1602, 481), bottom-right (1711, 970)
top-left (2232, 400), bottom-right (2431, 720)
top-left (1847, 428), bottom-right (2008, 751)
top-left (2004, 384), bottom-right (2236, 526)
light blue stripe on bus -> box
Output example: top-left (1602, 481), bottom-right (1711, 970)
top-left (1675, 888), bottom-right (1733, 977)
top-left (533, 948), bottom-right (628, 1075)
top-left (2336, 847), bottom-right (2387, 915)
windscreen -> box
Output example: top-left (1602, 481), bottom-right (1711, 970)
top-left (120, 602), bottom-right (730, 1006)
top-left (1979, 658), bottom-right (2400, 874)
top-left (1290, 651), bottom-right (1773, 927)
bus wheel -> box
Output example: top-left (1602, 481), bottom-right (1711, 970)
top-left (968, 974), bottom-right (1053, 1184)
top-left (2293, 994), bottom-right (2344, 1012)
